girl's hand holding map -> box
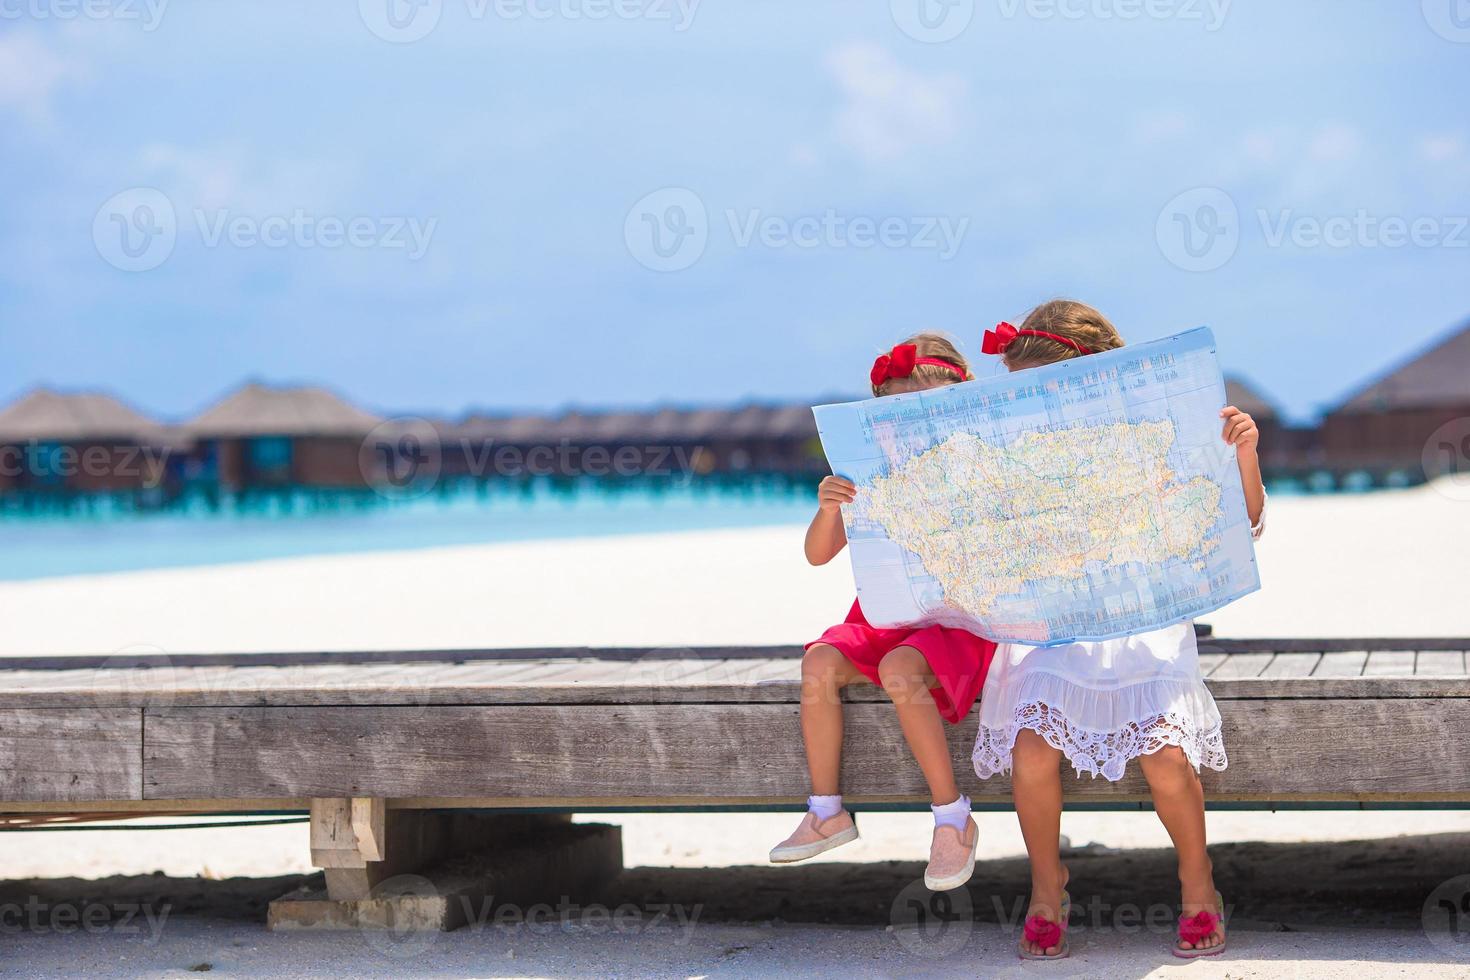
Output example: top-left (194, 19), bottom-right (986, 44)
top-left (816, 476), bottom-right (857, 514)
top-left (1220, 406), bottom-right (1259, 452)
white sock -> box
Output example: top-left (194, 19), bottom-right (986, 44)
top-left (931, 794), bottom-right (971, 831)
top-left (807, 794), bottom-right (843, 821)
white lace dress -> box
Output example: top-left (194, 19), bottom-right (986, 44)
top-left (972, 499), bottom-right (1266, 782)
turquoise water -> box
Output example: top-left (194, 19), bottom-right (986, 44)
top-left (0, 474), bottom-right (1389, 582)
top-left (1, 480), bottom-right (817, 582)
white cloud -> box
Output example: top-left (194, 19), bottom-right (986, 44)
top-left (821, 41), bottom-right (966, 165)
top-left (0, 31), bottom-right (74, 120)
top-left (1419, 133), bottom-right (1465, 165)
top-left (134, 142), bottom-right (349, 214)
top-left (1219, 124), bottom-right (1373, 208)
top-left (1240, 130), bottom-right (1281, 166)
top-left (788, 142), bottom-right (821, 169)
top-left (1307, 124), bottom-right (1363, 163)
top-left (1131, 110), bottom-right (1194, 146)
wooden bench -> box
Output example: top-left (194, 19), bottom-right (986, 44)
top-left (1, 638), bottom-right (1466, 927)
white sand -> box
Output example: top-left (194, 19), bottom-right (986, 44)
top-left (2, 810), bottom-right (1464, 882)
top-left (1, 482), bottom-right (1466, 972)
top-left (8, 918), bottom-right (1465, 979)
top-left (3, 480), bottom-right (1468, 656)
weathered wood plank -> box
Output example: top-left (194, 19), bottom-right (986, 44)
top-left (9, 635), bottom-right (1470, 674)
top-left (310, 798), bottom-right (366, 869)
top-left (7, 658), bottom-right (1470, 708)
top-left (1196, 638), bottom-right (1470, 655)
top-left (1196, 653), bottom-right (1226, 677)
top-left (1313, 651), bottom-right (1369, 677)
top-left (351, 797), bottom-right (386, 862)
top-left (1363, 651), bottom-right (1417, 677)
top-left (1260, 653), bottom-right (1321, 678)
top-left (0, 708), bottom-right (142, 802)
top-left (142, 699), bottom-right (1470, 803)
top-left (1417, 651), bottom-right (1467, 676)
top-left (1205, 676), bottom-right (1470, 700)
top-left (1207, 653), bottom-right (1274, 679)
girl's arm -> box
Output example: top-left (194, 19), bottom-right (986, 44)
top-left (805, 475), bottom-right (854, 565)
top-left (1221, 406), bottom-right (1265, 528)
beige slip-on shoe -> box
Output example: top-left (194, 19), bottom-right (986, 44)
top-left (768, 810), bottom-right (859, 864)
top-left (923, 815), bottom-right (978, 891)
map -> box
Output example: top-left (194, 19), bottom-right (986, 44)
top-left (812, 327), bottom-right (1260, 646)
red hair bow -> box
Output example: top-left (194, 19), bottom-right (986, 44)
top-left (982, 321), bottom-right (1093, 356)
top-left (981, 321), bottom-right (1019, 355)
top-left (870, 343), bottom-right (919, 386)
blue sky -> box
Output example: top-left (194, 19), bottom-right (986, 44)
top-left (2, 1), bottom-right (1468, 424)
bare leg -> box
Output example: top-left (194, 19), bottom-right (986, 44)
top-left (800, 644), bottom-right (867, 796)
top-left (1139, 746), bottom-right (1222, 951)
top-left (1011, 729), bottom-right (1069, 957)
top-left (1134, 752), bottom-right (1217, 952)
top-left (875, 646), bottom-right (958, 805)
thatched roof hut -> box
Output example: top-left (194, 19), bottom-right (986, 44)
top-left (0, 388), bottom-right (171, 443)
top-left (1223, 377), bottom-right (1279, 420)
top-left (1319, 320), bottom-right (1470, 472)
top-left (1333, 320), bottom-right (1470, 413)
top-left (186, 383), bottom-right (382, 438)
top-left (452, 405), bottom-right (816, 447)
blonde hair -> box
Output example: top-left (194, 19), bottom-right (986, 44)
top-left (1002, 299), bottom-right (1125, 368)
top-left (872, 332), bottom-right (974, 396)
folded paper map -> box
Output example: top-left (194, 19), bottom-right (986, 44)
top-left (812, 327), bottom-right (1260, 646)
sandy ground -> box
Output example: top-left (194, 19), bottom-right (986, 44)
top-left (3, 480), bottom-right (1468, 656)
top-left (2, 918), bottom-right (1466, 980)
top-left (9, 812), bottom-right (1467, 880)
top-left (0, 811), bottom-right (1466, 977)
top-left (2, 484), bottom-right (1468, 975)
top-left (3, 829), bottom-right (1469, 977)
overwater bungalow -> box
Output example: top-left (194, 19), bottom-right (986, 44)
top-left (1319, 320), bottom-right (1470, 478)
top-left (0, 388), bottom-right (176, 494)
top-left (184, 383), bottom-right (383, 491)
top-left (445, 402), bottom-right (826, 480)
top-left (1222, 375), bottom-right (1315, 474)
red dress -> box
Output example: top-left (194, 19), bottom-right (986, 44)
top-left (805, 599), bottom-right (996, 724)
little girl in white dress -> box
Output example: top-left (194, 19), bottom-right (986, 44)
top-left (970, 301), bottom-right (1268, 961)
top-left (971, 619), bottom-right (1238, 783)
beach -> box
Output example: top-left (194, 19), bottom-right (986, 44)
top-left (2, 482), bottom-right (1468, 976)
top-left (4, 480), bottom-right (1468, 657)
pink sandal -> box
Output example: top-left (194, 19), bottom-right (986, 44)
top-left (1173, 891), bottom-right (1227, 958)
top-left (1018, 891), bottom-right (1070, 960)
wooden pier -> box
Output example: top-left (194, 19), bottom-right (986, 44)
top-left (1, 638), bottom-right (1467, 928)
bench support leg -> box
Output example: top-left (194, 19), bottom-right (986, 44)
top-left (268, 801), bottom-right (622, 932)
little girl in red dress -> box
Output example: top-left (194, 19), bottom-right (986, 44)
top-left (768, 333), bottom-right (996, 892)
